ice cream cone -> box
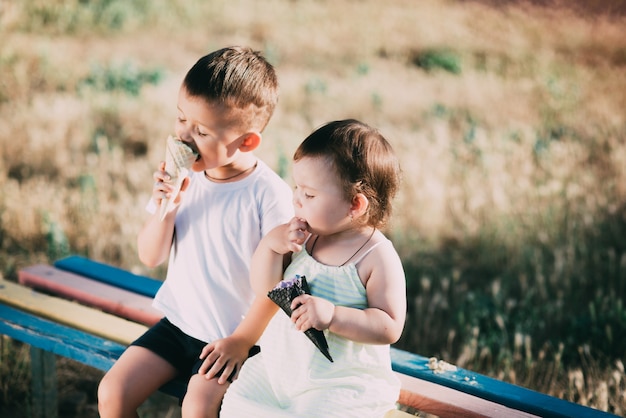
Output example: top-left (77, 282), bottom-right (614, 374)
top-left (267, 275), bottom-right (334, 362)
top-left (158, 135), bottom-right (197, 221)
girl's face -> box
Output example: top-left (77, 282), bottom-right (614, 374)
top-left (174, 87), bottom-right (245, 172)
top-left (292, 156), bottom-right (352, 235)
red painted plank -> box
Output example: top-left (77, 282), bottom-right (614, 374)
top-left (18, 264), bottom-right (163, 326)
top-left (396, 373), bottom-right (539, 418)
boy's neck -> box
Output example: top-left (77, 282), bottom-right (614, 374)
top-left (204, 157), bottom-right (258, 183)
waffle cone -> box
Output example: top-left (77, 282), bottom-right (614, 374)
top-left (267, 275), bottom-right (333, 362)
top-left (158, 135), bottom-right (197, 221)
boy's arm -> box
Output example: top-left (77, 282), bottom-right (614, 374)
top-left (198, 296), bottom-right (278, 384)
top-left (137, 210), bottom-right (175, 267)
top-left (137, 162), bottom-right (188, 267)
top-left (198, 219), bottom-right (305, 383)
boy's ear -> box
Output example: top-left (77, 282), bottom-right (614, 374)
top-left (238, 132), bottom-right (261, 152)
top-left (350, 193), bottom-right (369, 219)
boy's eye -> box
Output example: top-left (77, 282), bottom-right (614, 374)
top-left (304, 193), bottom-right (314, 199)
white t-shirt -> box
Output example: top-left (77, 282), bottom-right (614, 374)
top-left (148, 159), bottom-right (293, 342)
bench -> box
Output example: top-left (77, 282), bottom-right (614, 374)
top-left (0, 255), bottom-right (618, 418)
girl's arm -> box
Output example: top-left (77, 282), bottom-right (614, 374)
top-left (250, 218), bottom-right (309, 295)
top-left (291, 241), bottom-right (406, 345)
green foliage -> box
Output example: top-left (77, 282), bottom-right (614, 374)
top-left (79, 61), bottom-right (164, 96)
top-left (411, 48), bottom-right (462, 74)
top-left (371, 92), bottom-right (383, 111)
top-left (0, 338), bottom-right (30, 415)
top-left (304, 77), bottom-right (328, 95)
top-left (398, 203), bottom-right (626, 375)
top-left (43, 214), bottom-right (70, 260)
top-left (16, 0), bottom-right (192, 34)
top-left (276, 144), bottom-right (290, 180)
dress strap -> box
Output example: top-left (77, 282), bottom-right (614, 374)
top-left (303, 233), bottom-right (314, 246)
top-left (351, 237), bottom-right (390, 266)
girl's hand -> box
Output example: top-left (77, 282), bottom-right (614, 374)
top-left (290, 294), bottom-right (335, 331)
top-left (266, 217), bottom-right (309, 254)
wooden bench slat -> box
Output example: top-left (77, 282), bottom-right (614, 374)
top-left (5, 259), bottom-right (619, 418)
top-left (390, 348), bottom-right (617, 418)
top-left (54, 255), bottom-right (161, 297)
top-left (0, 303), bottom-right (123, 371)
top-left (395, 373), bottom-right (538, 417)
top-left (18, 264), bottom-right (162, 326)
top-left (0, 279), bottom-right (147, 345)
top-left (0, 303), bottom-right (187, 399)
top-left (0, 299), bottom-right (483, 416)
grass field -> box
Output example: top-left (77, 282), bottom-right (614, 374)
top-left (1, 0), bottom-right (625, 416)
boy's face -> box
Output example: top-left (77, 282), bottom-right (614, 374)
top-left (292, 156), bottom-right (352, 236)
top-left (174, 87), bottom-right (246, 172)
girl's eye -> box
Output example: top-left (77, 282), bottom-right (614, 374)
top-left (197, 131), bottom-right (208, 137)
top-left (294, 185), bottom-right (313, 199)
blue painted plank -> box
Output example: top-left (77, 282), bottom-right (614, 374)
top-left (54, 256), bottom-right (162, 298)
top-left (0, 304), bottom-right (185, 398)
top-left (390, 348), bottom-right (618, 418)
top-left (0, 304), bottom-right (123, 371)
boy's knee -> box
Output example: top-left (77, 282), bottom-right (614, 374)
top-left (97, 374), bottom-right (115, 410)
top-left (181, 375), bottom-right (226, 418)
top-left (181, 394), bottom-right (221, 418)
top-left (97, 373), bottom-right (126, 416)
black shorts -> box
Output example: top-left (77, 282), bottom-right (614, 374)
top-left (131, 317), bottom-right (259, 382)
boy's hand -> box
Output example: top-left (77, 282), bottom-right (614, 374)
top-left (152, 161), bottom-right (190, 212)
top-left (197, 336), bottom-right (251, 384)
top-left (290, 294), bottom-right (335, 332)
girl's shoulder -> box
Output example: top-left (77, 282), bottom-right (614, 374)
top-left (354, 231), bottom-right (396, 263)
top-left (355, 232), bottom-right (404, 286)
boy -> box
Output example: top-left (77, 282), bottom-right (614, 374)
top-left (97, 46), bottom-right (293, 418)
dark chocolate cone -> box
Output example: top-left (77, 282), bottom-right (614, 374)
top-left (267, 275), bottom-right (334, 362)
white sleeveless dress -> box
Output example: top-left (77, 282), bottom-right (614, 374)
top-left (220, 238), bottom-right (400, 418)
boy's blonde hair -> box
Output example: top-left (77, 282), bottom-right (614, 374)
top-left (182, 46), bottom-right (279, 132)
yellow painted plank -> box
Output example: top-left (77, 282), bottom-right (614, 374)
top-left (0, 279), bottom-right (147, 345)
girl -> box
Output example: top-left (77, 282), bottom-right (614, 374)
top-left (218, 119), bottom-right (407, 417)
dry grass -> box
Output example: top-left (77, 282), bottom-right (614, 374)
top-left (1, 0), bottom-right (625, 415)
